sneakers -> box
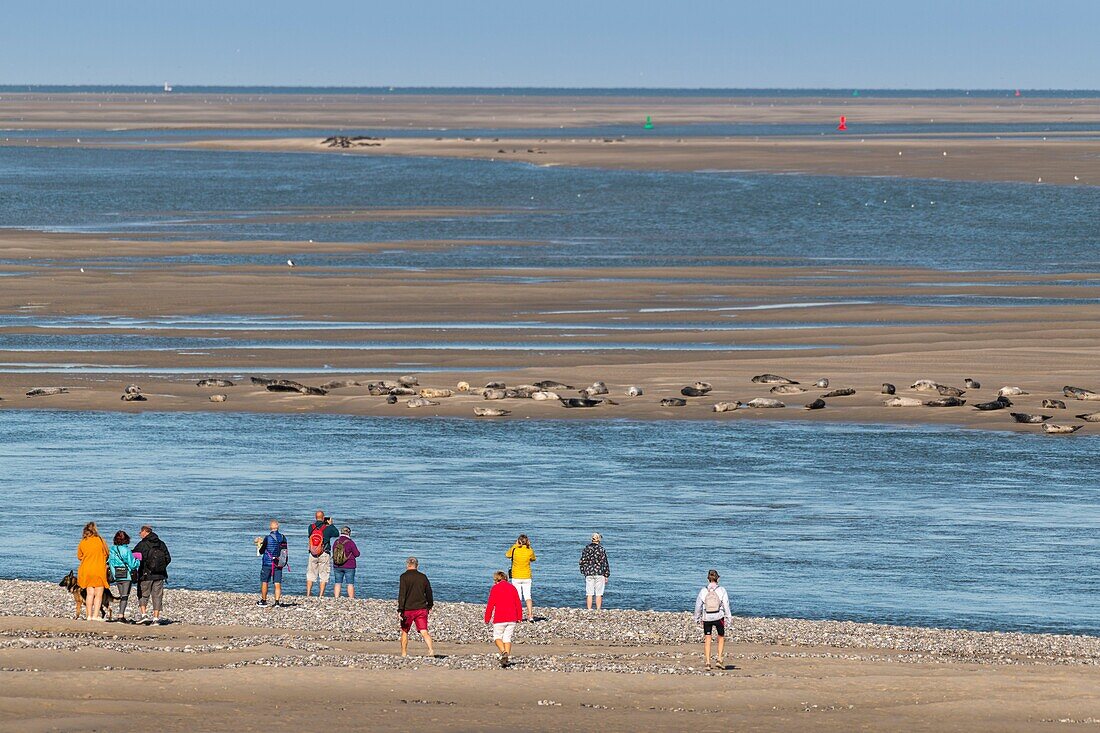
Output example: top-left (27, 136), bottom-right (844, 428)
top-left (500, 652), bottom-right (510, 668)
top-left (256, 599), bottom-right (268, 607)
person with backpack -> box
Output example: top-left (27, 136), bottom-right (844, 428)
top-left (484, 570), bottom-right (523, 667)
top-left (505, 534), bottom-right (536, 622)
top-left (305, 510), bottom-right (339, 597)
top-left (256, 519), bottom-right (289, 607)
top-left (331, 525), bottom-right (361, 599)
top-left (693, 569), bottom-right (732, 669)
top-left (133, 525), bottom-right (171, 625)
top-left (107, 530), bottom-right (141, 622)
top-left (76, 522), bottom-right (110, 622)
top-left (579, 533), bottom-right (611, 610)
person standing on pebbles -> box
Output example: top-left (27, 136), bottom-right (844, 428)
top-left (107, 530), bottom-right (141, 622)
top-left (331, 526), bottom-right (360, 599)
top-left (579, 533), bottom-right (611, 610)
top-left (693, 569), bottom-right (732, 670)
top-left (306, 510), bottom-right (339, 598)
top-left (76, 522), bottom-right (110, 621)
top-left (256, 520), bottom-right (288, 607)
top-left (133, 525), bottom-right (171, 625)
top-left (484, 570), bottom-right (523, 667)
top-left (397, 557), bottom-right (435, 657)
top-left (505, 534), bottom-right (536, 622)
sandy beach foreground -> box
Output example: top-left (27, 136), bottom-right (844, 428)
top-left (1, 580), bottom-right (1098, 732)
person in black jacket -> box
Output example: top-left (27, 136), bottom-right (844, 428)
top-left (397, 557), bottom-right (435, 657)
top-left (133, 525), bottom-right (171, 625)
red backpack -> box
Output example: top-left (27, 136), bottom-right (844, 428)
top-left (309, 523), bottom-right (325, 557)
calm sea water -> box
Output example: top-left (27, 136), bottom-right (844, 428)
top-left (1, 146), bottom-right (1097, 271)
top-left (0, 411), bottom-right (1096, 635)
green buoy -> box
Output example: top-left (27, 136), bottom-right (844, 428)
top-left (643, 115), bottom-right (653, 129)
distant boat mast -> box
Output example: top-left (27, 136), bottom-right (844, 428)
top-left (163, 82), bottom-right (173, 93)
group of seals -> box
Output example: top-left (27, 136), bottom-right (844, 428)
top-left (120, 384), bottom-right (147, 402)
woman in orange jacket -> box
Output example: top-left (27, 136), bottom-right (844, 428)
top-left (76, 522), bottom-right (110, 621)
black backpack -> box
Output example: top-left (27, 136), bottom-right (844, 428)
top-left (143, 540), bottom-right (170, 575)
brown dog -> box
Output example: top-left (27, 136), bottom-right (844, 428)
top-left (59, 571), bottom-right (115, 620)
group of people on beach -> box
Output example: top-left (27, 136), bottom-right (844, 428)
top-left (74, 511), bottom-right (732, 668)
top-left (74, 521), bottom-right (172, 625)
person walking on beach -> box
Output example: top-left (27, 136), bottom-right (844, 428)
top-left (580, 533), bottom-right (611, 610)
top-left (256, 520), bottom-right (288, 607)
top-left (107, 530), bottom-right (141, 622)
top-left (693, 569), bottom-right (732, 669)
top-left (397, 557), bottom-right (435, 657)
top-left (306, 510), bottom-right (339, 597)
top-left (76, 522), bottom-right (110, 621)
top-left (332, 526), bottom-right (361, 599)
top-left (133, 525), bottom-right (171, 625)
top-left (484, 570), bottom-right (523, 667)
top-left (506, 534), bottom-right (536, 622)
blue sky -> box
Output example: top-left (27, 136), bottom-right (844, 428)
top-left (1, 1), bottom-right (1097, 88)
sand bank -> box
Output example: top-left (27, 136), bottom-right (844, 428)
top-left (1, 580), bottom-right (1098, 732)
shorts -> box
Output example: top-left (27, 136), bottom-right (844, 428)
top-left (333, 566), bottom-right (356, 585)
top-left (585, 575), bottom-right (606, 596)
top-left (139, 579), bottom-right (165, 612)
top-left (261, 563), bottom-right (283, 584)
top-left (401, 609), bottom-right (429, 633)
top-left (703, 618), bottom-right (726, 637)
top-left (492, 622), bottom-right (516, 644)
top-left (511, 578), bottom-right (532, 602)
top-left (306, 552), bottom-right (331, 583)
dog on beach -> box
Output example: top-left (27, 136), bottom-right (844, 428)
top-left (59, 571), bottom-right (115, 620)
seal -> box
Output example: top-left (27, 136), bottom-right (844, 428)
top-left (925, 397), bottom-right (966, 407)
top-left (974, 396), bottom-right (1011, 411)
top-left (660, 397), bottom-right (687, 407)
top-left (120, 392), bottom-right (147, 402)
top-left (474, 407), bottom-right (511, 417)
top-left (1064, 386), bottom-right (1100, 401)
top-left (535, 380), bottom-right (573, 390)
top-left (531, 391), bottom-right (560, 400)
top-left (1042, 399), bottom-right (1066, 409)
top-left (406, 398), bottom-right (439, 408)
top-left (560, 397), bottom-right (601, 408)
top-left (419, 388), bottom-right (454, 399)
top-left (482, 389), bottom-right (508, 400)
top-left (884, 396), bottom-right (923, 407)
top-left (997, 386), bottom-right (1029, 397)
top-left (712, 401), bottom-right (740, 412)
top-left (124, 384), bottom-right (142, 395)
top-left (882, 383), bottom-right (896, 395)
top-left (680, 386), bottom-right (711, 397)
top-left (26, 387), bottom-right (67, 397)
top-left (386, 394), bottom-right (398, 404)
top-left (745, 398), bottom-right (785, 408)
top-left (769, 385), bottom-right (805, 395)
top-left (936, 384), bottom-right (966, 397)
top-left (197, 378), bottom-right (234, 388)
top-left (813, 378), bottom-right (829, 388)
top-left (265, 380), bottom-right (327, 396)
top-left (1010, 412), bottom-right (1049, 423)
top-left (398, 375), bottom-right (419, 387)
top-left (910, 379), bottom-right (941, 392)
top-left (485, 381), bottom-right (507, 390)
top-left (804, 398), bottom-right (826, 410)
top-left (456, 381), bottom-right (471, 392)
top-left (319, 380), bottom-right (361, 390)
top-left (1076, 411), bottom-right (1100, 422)
top-left (821, 388), bottom-right (855, 398)
top-left (581, 381), bottom-right (609, 397)
top-left (209, 394), bottom-right (228, 403)
top-left (1041, 424), bottom-right (1082, 434)
top-left (752, 374), bottom-right (798, 384)
top-left (626, 386), bottom-right (643, 397)
top-left (964, 378), bottom-right (981, 389)
top-left (389, 387), bottom-right (417, 396)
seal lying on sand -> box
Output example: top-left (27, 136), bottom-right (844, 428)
top-left (770, 385), bottom-right (805, 395)
top-left (265, 380), bottom-right (327, 396)
top-left (209, 394), bottom-right (228, 403)
top-left (804, 398), bottom-right (826, 410)
top-left (319, 380), bottom-right (361, 390)
top-left (26, 387), bottom-right (67, 397)
top-left (1064, 386), bottom-right (1100, 401)
top-left (482, 389), bottom-right (508, 400)
top-left (560, 397), bottom-right (601, 408)
top-left (1010, 412), bottom-right (1050, 423)
top-left (120, 392), bottom-right (147, 402)
top-left (626, 386), bottom-right (643, 397)
top-left (660, 398), bottom-right (687, 407)
top-left (998, 386), bottom-right (1029, 397)
top-left (882, 383), bottom-right (896, 395)
top-left (399, 375), bottom-right (419, 387)
top-left (456, 381), bottom-right (471, 392)
top-left (485, 381), bottom-right (507, 390)
top-left (1041, 424), bottom-right (1082, 434)
top-left (821, 388), bottom-right (855, 398)
top-left (936, 385), bottom-right (966, 397)
top-left (419, 388), bottom-right (453, 399)
top-left (1075, 411), bottom-right (1100, 422)
top-left (813, 378), bottom-right (829, 388)
top-left (974, 396), bottom-right (1012, 411)
top-left (745, 398), bottom-right (785, 408)
top-left (964, 378), bottom-right (982, 389)
top-left (531, 391), bottom-right (560, 400)
top-left (474, 407), bottom-right (510, 417)
top-left (581, 381), bottom-right (609, 397)
top-left (680, 386), bottom-right (710, 397)
top-left (197, 378), bottom-right (234, 388)
top-left (925, 397), bottom-right (966, 407)
top-left (712, 401), bottom-right (740, 412)
top-left (884, 396), bottom-right (924, 407)
top-left (752, 374), bottom-right (798, 384)
top-left (535, 380), bottom-right (573, 390)
top-left (406, 398), bottom-right (438, 408)
top-left (1042, 399), bottom-right (1066, 409)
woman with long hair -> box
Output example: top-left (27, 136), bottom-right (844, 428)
top-left (505, 533), bottom-right (537, 622)
top-left (77, 522), bottom-right (110, 621)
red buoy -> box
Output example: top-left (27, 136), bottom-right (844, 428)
top-left (837, 116), bottom-right (847, 131)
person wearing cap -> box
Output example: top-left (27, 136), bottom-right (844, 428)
top-left (579, 533), bottom-right (611, 610)
top-left (331, 526), bottom-right (361, 599)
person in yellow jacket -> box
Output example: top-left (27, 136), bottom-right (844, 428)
top-left (506, 534), bottom-right (536, 622)
top-left (76, 522), bottom-right (110, 621)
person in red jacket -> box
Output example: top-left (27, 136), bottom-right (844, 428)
top-left (484, 570), bottom-right (523, 667)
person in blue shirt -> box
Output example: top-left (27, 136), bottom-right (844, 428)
top-left (108, 530), bottom-right (141, 622)
top-left (255, 520), bottom-right (288, 607)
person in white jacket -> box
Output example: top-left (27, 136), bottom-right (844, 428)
top-left (693, 569), bottom-right (732, 669)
